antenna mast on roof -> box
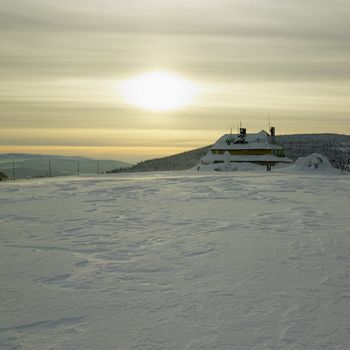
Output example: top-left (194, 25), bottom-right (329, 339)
top-left (268, 113), bottom-right (271, 130)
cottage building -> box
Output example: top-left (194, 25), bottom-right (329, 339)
top-left (200, 127), bottom-right (292, 170)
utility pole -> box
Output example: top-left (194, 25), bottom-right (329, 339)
top-left (48, 160), bottom-right (52, 177)
top-left (12, 159), bottom-right (16, 180)
top-left (97, 160), bottom-right (100, 174)
top-left (77, 160), bottom-right (80, 176)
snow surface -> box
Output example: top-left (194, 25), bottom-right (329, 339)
top-left (1, 171), bottom-right (350, 350)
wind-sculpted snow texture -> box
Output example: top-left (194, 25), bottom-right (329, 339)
top-left (0, 172), bottom-right (349, 349)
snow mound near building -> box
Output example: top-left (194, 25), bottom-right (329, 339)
top-left (281, 153), bottom-right (340, 174)
top-left (195, 153), bottom-right (342, 174)
top-left (295, 153), bottom-right (332, 170)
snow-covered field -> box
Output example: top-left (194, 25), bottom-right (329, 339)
top-left (1, 171), bottom-right (349, 349)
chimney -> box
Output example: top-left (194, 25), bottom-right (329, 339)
top-left (240, 128), bottom-right (246, 135)
top-left (270, 126), bottom-right (275, 137)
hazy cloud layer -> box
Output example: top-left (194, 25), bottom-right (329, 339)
top-left (1, 0), bottom-right (349, 160)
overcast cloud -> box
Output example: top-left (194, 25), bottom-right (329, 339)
top-left (1, 0), bottom-right (349, 161)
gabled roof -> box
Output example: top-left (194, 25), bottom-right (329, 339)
top-left (211, 130), bottom-right (282, 150)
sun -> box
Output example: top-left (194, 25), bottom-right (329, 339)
top-left (119, 71), bottom-right (199, 111)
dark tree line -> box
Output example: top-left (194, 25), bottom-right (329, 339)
top-left (110, 134), bottom-right (350, 173)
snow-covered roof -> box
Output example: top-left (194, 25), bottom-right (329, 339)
top-left (211, 130), bottom-right (282, 150)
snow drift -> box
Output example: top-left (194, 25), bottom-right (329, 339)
top-left (295, 153), bottom-right (333, 170)
top-left (0, 172), bottom-right (349, 349)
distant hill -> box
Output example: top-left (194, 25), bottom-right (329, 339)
top-left (114, 146), bottom-right (210, 173)
top-left (0, 153), bottom-right (91, 161)
top-left (0, 154), bottom-right (130, 179)
top-left (114, 133), bottom-right (350, 172)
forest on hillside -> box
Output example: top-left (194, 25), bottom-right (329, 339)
top-left (114, 134), bottom-right (350, 172)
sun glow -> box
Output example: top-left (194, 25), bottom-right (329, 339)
top-left (119, 71), bottom-right (199, 111)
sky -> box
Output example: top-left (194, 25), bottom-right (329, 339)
top-left (1, 0), bottom-right (350, 162)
